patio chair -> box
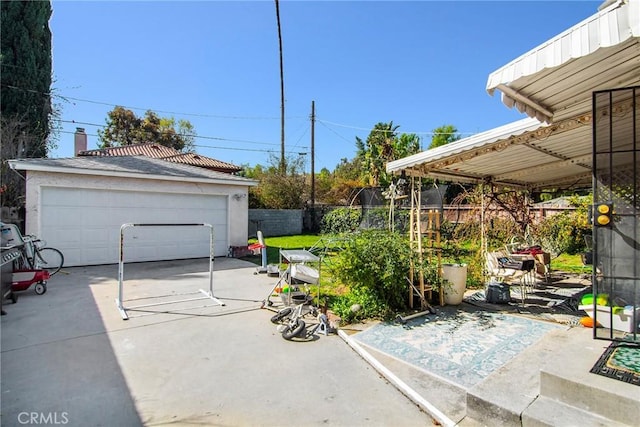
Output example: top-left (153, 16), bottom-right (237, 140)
top-left (485, 251), bottom-right (535, 306)
top-left (504, 236), bottom-right (552, 283)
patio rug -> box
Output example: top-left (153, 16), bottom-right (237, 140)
top-left (464, 273), bottom-right (591, 326)
top-left (353, 305), bottom-right (563, 389)
top-left (590, 341), bottom-right (640, 386)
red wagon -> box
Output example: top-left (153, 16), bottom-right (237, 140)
top-left (12, 269), bottom-right (50, 295)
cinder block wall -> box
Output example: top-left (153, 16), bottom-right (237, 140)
top-left (248, 209), bottom-right (303, 238)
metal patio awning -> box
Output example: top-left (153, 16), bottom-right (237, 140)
top-left (486, 0), bottom-right (640, 123)
top-left (388, 0), bottom-right (639, 191)
top-left (386, 115), bottom-right (594, 191)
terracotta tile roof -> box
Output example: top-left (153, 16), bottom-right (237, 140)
top-left (78, 143), bottom-right (241, 173)
top-left (161, 152), bottom-right (242, 173)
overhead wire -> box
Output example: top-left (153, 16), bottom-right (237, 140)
top-left (6, 82), bottom-right (484, 164)
top-left (1, 83), bottom-right (307, 121)
top-left (59, 119), bottom-right (281, 147)
top-left (316, 118), bottom-right (477, 136)
top-left (4, 84), bottom-right (484, 139)
top-left (56, 130), bottom-right (304, 155)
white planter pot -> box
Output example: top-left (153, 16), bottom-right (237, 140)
top-left (442, 263), bottom-right (468, 305)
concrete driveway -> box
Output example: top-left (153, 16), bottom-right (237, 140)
top-left (1, 258), bottom-right (432, 427)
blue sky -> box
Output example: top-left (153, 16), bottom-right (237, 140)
top-left (49, 1), bottom-right (600, 171)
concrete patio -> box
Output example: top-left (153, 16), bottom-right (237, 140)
top-left (0, 258), bottom-right (430, 427)
top-left (1, 257), bottom-right (638, 426)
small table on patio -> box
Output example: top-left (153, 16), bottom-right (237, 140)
top-left (264, 249), bottom-right (321, 309)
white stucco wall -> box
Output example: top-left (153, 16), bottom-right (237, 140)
top-left (24, 171), bottom-right (250, 251)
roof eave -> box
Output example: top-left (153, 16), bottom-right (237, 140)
top-left (386, 117), bottom-right (543, 174)
top-left (7, 160), bottom-right (258, 187)
top-left (486, 0), bottom-right (640, 121)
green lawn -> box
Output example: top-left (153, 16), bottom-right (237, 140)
top-left (246, 234), bottom-right (323, 265)
top-left (241, 234), bottom-right (591, 296)
top-left (551, 252), bottom-right (592, 274)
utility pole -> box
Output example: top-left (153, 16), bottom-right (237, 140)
top-left (275, 0), bottom-right (285, 173)
top-left (311, 100), bottom-right (315, 210)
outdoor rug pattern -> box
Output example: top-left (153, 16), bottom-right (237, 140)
top-left (464, 273), bottom-right (591, 326)
top-left (590, 341), bottom-right (640, 386)
top-left (353, 306), bottom-right (563, 389)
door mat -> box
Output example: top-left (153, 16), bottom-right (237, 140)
top-left (590, 341), bottom-right (640, 386)
top-left (352, 305), bottom-right (563, 389)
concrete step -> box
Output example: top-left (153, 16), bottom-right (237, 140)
top-left (536, 334), bottom-right (640, 426)
top-left (522, 396), bottom-right (629, 427)
top-left (344, 319), bottom-right (639, 427)
top-left (463, 326), bottom-right (639, 427)
top-left (463, 326), bottom-right (567, 427)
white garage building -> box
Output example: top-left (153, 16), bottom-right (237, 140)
top-left (8, 156), bottom-right (256, 267)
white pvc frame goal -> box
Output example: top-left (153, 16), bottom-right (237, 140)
top-left (115, 223), bottom-right (225, 320)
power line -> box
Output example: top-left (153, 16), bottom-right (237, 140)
top-left (317, 120), bottom-right (352, 144)
top-left (2, 83), bottom-right (306, 121)
top-left (316, 118), bottom-right (477, 136)
top-left (5, 83), bottom-right (480, 139)
top-left (59, 119), bottom-right (281, 147)
top-left (57, 130), bottom-right (306, 155)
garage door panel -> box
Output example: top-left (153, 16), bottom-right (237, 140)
top-left (41, 188), bottom-right (229, 266)
top-left (82, 229), bottom-right (111, 247)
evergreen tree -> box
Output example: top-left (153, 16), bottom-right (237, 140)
top-left (1, 0), bottom-right (53, 158)
top-left (1, 1), bottom-right (53, 213)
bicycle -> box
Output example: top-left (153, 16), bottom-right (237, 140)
top-left (1, 223), bottom-right (64, 276)
top-left (269, 290), bottom-right (332, 341)
top-left (20, 236), bottom-right (64, 276)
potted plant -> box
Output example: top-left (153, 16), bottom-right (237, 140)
top-left (441, 263), bottom-right (468, 305)
top-left (439, 243), bottom-right (468, 305)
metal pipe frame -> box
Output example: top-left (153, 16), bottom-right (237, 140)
top-left (115, 223), bottom-right (224, 320)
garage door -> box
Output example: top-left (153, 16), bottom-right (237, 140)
top-left (40, 187), bottom-right (228, 266)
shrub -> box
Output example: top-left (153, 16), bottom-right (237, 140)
top-left (330, 287), bottom-right (389, 323)
top-left (321, 207), bottom-right (361, 234)
top-left (529, 195), bottom-right (591, 256)
top-left (328, 229), bottom-right (415, 320)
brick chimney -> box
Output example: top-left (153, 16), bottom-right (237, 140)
top-left (74, 127), bottom-right (87, 156)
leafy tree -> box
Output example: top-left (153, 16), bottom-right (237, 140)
top-left (356, 122), bottom-right (398, 187)
top-left (530, 194), bottom-right (592, 256)
top-left (396, 133), bottom-right (421, 158)
top-left (1, 116), bottom-right (32, 208)
top-left (239, 163), bottom-right (267, 208)
top-left (429, 124), bottom-right (460, 149)
top-left (97, 107), bottom-right (195, 152)
top-left (312, 159), bottom-right (365, 206)
top-left (1, 1), bottom-right (53, 211)
top-left (356, 122), bottom-right (422, 188)
top-left (244, 155), bottom-right (307, 209)
top-left (313, 168), bottom-right (334, 204)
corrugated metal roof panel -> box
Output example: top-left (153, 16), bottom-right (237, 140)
top-left (389, 2), bottom-right (638, 191)
top-left (387, 118), bottom-right (544, 173)
top-left (486, 0), bottom-right (640, 122)
top-left (387, 115), bottom-right (595, 190)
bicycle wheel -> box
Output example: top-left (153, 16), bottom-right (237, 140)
top-left (270, 307), bottom-right (292, 324)
top-left (282, 319), bottom-right (306, 340)
top-left (35, 247), bottom-right (64, 276)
